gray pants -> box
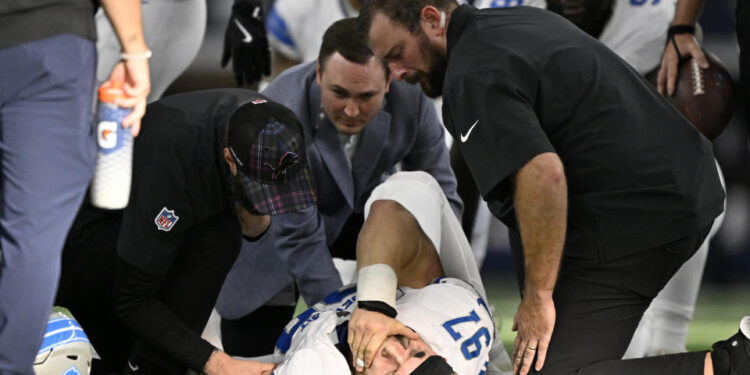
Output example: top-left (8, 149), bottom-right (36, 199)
top-left (95, 0), bottom-right (206, 103)
top-left (0, 34), bottom-right (97, 374)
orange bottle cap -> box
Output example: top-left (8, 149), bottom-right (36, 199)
top-left (98, 81), bottom-right (128, 103)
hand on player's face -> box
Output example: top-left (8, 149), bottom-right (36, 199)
top-left (364, 335), bottom-right (437, 375)
top-left (348, 308), bottom-right (421, 372)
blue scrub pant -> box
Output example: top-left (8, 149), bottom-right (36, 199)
top-left (0, 34), bottom-right (96, 374)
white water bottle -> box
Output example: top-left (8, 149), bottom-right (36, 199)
top-left (90, 81), bottom-right (134, 209)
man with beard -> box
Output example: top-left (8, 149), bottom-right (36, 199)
top-left (357, 2), bottom-right (749, 375)
top-left (54, 90), bottom-right (316, 374)
top-left (464, 0), bottom-right (727, 360)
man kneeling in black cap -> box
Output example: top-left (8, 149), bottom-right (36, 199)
top-left (54, 89), bottom-right (317, 375)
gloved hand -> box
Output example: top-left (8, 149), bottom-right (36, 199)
top-left (221, 0), bottom-right (271, 86)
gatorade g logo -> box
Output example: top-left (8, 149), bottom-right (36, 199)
top-left (97, 121), bottom-right (118, 150)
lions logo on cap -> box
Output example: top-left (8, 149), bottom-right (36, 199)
top-left (154, 207), bottom-right (179, 231)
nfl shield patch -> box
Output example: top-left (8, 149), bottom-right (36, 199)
top-left (154, 207), bottom-right (179, 232)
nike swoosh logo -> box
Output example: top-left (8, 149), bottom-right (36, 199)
top-left (128, 361), bottom-right (139, 372)
top-left (234, 19), bottom-right (253, 43)
top-left (460, 120), bottom-right (479, 143)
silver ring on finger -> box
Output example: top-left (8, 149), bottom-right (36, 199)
top-left (356, 358), bottom-right (365, 368)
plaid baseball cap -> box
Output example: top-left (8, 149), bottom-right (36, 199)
top-left (227, 97), bottom-right (317, 215)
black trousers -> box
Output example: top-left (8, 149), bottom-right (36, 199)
top-left (508, 225), bottom-right (712, 375)
top-left (56, 201), bottom-right (241, 374)
top-left (56, 202), bottom-right (131, 374)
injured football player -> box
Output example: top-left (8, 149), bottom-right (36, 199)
top-left (269, 171), bottom-right (512, 375)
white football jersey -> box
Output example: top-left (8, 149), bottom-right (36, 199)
top-left (599, 0), bottom-right (677, 74)
top-left (397, 278), bottom-right (495, 375)
top-left (273, 278), bottom-right (494, 375)
top-left (266, 0), bottom-right (358, 63)
top-left (271, 308), bottom-right (352, 374)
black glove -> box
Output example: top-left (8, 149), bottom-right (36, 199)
top-left (221, 0), bottom-right (271, 86)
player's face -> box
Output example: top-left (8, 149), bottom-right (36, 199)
top-left (367, 12), bottom-right (447, 98)
top-left (317, 52), bottom-right (390, 135)
top-left (364, 335), bottom-right (439, 375)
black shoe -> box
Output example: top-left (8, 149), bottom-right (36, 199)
top-left (711, 316), bottom-right (750, 375)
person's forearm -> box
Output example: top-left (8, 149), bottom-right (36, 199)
top-left (274, 209), bottom-right (342, 304)
top-left (99, 0), bottom-right (149, 54)
top-left (513, 153), bottom-right (567, 298)
top-left (356, 200), bottom-right (419, 273)
top-left (356, 200), bottom-right (443, 288)
top-left (673, 0), bottom-right (706, 26)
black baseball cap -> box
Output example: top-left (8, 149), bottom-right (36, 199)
top-left (226, 97), bottom-right (317, 215)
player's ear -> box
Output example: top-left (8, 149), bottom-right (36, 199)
top-left (316, 60), bottom-right (323, 86)
top-left (223, 147), bottom-right (237, 175)
top-left (420, 6), bottom-right (443, 37)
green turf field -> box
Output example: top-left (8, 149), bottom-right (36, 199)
top-left (485, 277), bottom-right (750, 354)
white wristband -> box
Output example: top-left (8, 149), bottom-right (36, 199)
top-left (356, 264), bottom-right (398, 309)
top-left (120, 50), bottom-right (153, 60)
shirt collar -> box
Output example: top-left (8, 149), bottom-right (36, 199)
top-left (447, 4), bottom-right (475, 61)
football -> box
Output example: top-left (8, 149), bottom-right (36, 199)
top-left (647, 51), bottom-right (735, 140)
